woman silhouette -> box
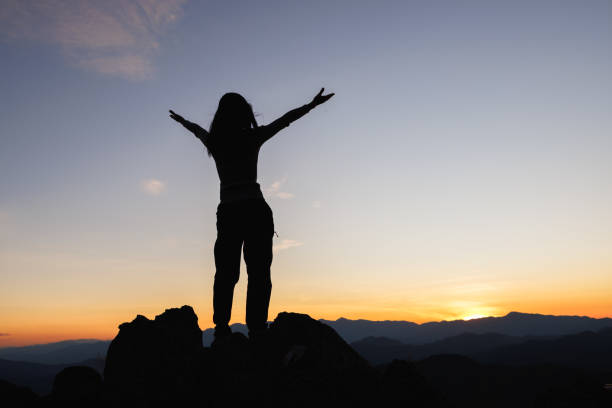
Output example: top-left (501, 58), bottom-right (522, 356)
top-left (169, 88), bottom-right (334, 342)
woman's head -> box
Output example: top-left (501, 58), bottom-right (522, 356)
top-left (209, 92), bottom-right (257, 134)
top-left (205, 92), bottom-right (258, 157)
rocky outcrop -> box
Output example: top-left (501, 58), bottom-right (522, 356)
top-left (201, 312), bottom-right (378, 407)
top-left (5, 306), bottom-right (437, 407)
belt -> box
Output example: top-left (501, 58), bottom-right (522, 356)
top-left (219, 181), bottom-right (264, 203)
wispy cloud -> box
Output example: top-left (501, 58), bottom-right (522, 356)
top-left (0, 0), bottom-right (186, 79)
top-left (273, 239), bottom-right (303, 253)
top-left (141, 178), bottom-right (166, 195)
top-left (265, 176), bottom-right (294, 199)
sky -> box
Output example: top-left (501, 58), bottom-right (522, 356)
top-left (0, 0), bottom-right (611, 347)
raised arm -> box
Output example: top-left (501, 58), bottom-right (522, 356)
top-left (169, 109), bottom-right (209, 145)
top-left (257, 88), bottom-right (334, 145)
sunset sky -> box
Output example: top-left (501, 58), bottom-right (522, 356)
top-left (1, 0), bottom-right (611, 347)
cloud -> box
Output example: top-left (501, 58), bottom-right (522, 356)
top-left (0, 333), bottom-right (10, 336)
top-left (312, 200), bottom-right (322, 208)
top-left (265, 176), bottom-right (294, 200)
top-left (273, 239), bottom-right (303, 253)
top-left (141, 178), bottom-right (166, 195)
top-left (78, 54), bottom-right (152, 79)
top-left (0, 0), bottom-right (186, 80)
top-left (275, 192), bottom-right (295, 199)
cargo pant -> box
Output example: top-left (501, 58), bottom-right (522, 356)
top-left (213, 198), bottom-right (275, 334)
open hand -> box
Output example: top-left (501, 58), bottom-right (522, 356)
top-left (169, 109), bottom-right (185, 123)
top-left (310, 88), bottom-right (335, 107)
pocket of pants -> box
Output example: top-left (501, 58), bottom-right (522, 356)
top-left (263, 202), bottom-right (275, 237)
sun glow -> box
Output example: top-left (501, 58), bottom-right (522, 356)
top-left (462, 314), bottom-right (488, 320)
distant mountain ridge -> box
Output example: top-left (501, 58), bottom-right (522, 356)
top-left (320, 311), bottom-right (612, 343)
top-left (3, 311), bottom-right (611, 363)
top-left (199, 311), bottom-right (612, 346)
top-left (0, 340), bottom-right (110, 365)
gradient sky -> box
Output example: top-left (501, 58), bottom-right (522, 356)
top-left (1, 0), bottom-right (611, 347)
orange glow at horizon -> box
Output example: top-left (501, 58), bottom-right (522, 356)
top-left (2, 243), bottom-right (611, 347)
top-left (2, 296), bottom-right (611, 347)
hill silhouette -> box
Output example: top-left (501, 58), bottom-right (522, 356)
top-left (352, 328), bottom-right (612, 369)
top-left (415, 354), bottom-right (611, 408)
top-left (352, 332), bottom-right (525, 365)
top-left (0, 357), bottom-right (104, 395)
top-left (478, 327), bottom-right (612, 369)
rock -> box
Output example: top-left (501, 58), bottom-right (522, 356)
top-left (264, 312), bottom-right (377, 407)
top-left (103, 305), bottom-right (203, 404)
top-left (0, 379), bottom-right (38, 405)
top-left (269, 312), bottom-right (370, 371)
top-left (381, 359), bottom-right (440, 406)
top-left (50, 366), bottom-right (102, 405)
top-left (100, 306), bottom-right (437, 407)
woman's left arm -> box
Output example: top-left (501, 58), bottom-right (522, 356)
top-left (256, 88), bottom-right (334, 145)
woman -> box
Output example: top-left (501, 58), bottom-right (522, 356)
top-left (169, 88), bottom-right (334, 343)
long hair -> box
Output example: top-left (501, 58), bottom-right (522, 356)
top-left (205, 92), bottom-right (258, 157)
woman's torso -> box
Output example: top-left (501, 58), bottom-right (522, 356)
top-left (211, 129), bottom-right (264, 203)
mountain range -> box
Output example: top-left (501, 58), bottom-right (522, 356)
top-left (1, 309), bottom-right (611, 406)
top-left (3, 311), bottom-right (611, 363)
top-left (320, 311), bottom-right (612, 343)
top-left (352, 327), bottom-right (612, 367)
top-left (201, 311), bottom-right (612, 345)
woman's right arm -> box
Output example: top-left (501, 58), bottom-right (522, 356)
top-left (169, 110), bottom-right (209, 145)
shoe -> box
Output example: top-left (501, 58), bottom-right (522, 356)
top-left (211, 325), bottom-right (232, 348)
top-left (248, 324), bottom-right (269, 342)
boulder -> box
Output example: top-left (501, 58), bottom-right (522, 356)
top-left (50, 366), bottom-right (102, 405)
top-left (266, 312), bottom-right (377, 407)
top-left (269, 311), bottom-right (370, 371)
top-left (103, 305), bottom-right (202, 404)
top-left (0, 379), bottom-right (38, 405)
